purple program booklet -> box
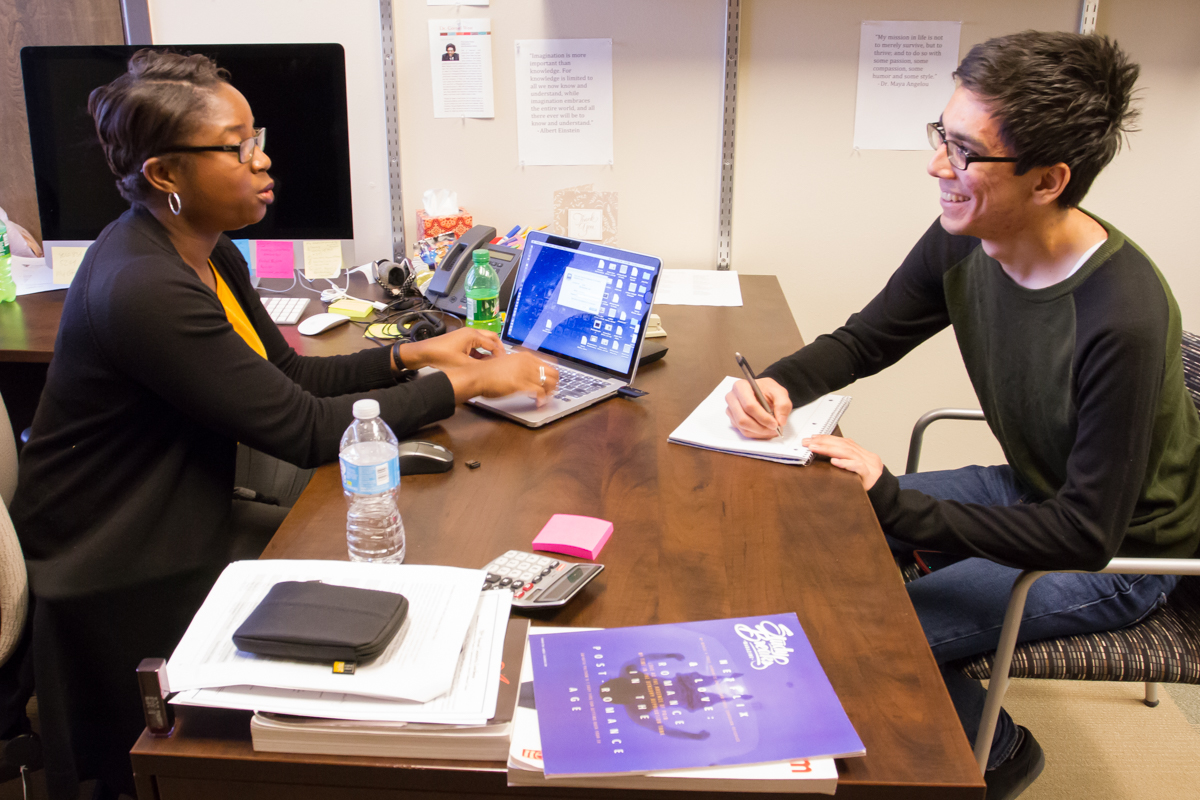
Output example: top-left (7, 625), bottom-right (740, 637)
top-left (529, 613), bottom-right (865, 777)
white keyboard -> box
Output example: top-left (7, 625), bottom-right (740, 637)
top-left (261, 296), bottom-right (310, 325)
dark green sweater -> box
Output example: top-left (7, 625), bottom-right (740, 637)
top-left (762, 216), bottom-right (1200, 571)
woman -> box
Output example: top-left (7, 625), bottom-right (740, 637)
top-left (10, 50), bottom-right (554, 800)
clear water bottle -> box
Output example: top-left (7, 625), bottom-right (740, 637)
top-left (464, 249), bottom-right (501, 333)
top-left (339, 399), bottom-right (405, 563)
top-left (0, 221), bottom-right (16, 303)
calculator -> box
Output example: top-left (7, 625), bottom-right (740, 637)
top-left (481, 550), bottom-right (604, 609)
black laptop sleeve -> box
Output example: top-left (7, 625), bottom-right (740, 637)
top-left (232, 581), bottom-right (409, 664)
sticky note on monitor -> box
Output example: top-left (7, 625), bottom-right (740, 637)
top-left (532, 514), bottom-right (613, 561)
top-left (256, 241), bottom-right (295, 279)
top-left (303, 240), bottom-right (342, 280)
top-left (51, 246), bottom-right (88, 285)
top-left (231, 239), bottom-right (253, 273)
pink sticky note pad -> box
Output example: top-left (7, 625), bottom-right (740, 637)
top-left (531, 514), bottom-right (613, 561)
top-left (255, 241), bottom-right (295, 278)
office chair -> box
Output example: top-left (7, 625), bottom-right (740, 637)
top-left (0, 392), bottom-right (42, 783)
top-left (903, 330), bottom-right (1200, 774)
top-left (230, 445), bottom-right (316, 561)
top-left (1, 390), bottom-right (26, 663)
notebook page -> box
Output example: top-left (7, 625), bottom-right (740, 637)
top-left (668, 376), bottom-right (850, 465)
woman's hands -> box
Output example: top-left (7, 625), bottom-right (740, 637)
top-left (443, 350), bottom-right (558, 405)
top-left (394, 327), bottom-right (559, 406)
top-left (393, 327), bottom-right (502, 371)
top-left (803, 435), bottom-right (883, 490)
top-left (724, 377), bottom-right (793, 439)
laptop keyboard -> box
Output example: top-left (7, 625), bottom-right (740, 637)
top-left (261, 296), bottom-right (310, 325)
top-left (554, 365), bottom-right (607, 400)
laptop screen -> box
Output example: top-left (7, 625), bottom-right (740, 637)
top-left (503, 232), bottom-right (661, 382)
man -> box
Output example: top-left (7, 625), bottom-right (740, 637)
top-left (726, 31), bottom-right (1200, 800)
top-left (442, 44), bottom-right (459, 62)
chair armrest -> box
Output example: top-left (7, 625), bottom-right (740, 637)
top-left (975, 555), bottom-right (1200, 772)
top-left (906, 408), bottom-right (986, 475)
top-left (1100, 558), bottom-right (1200, 576)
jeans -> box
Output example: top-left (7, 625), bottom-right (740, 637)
top-left (893, 465), bottom-right (1178, 769)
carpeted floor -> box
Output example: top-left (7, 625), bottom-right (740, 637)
top-left (1001, 679), bottom-right (1200, 799)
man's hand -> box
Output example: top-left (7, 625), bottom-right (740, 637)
top-left (803, 435), bottom-right (883, 490)
top-left (394, 327), bottom-right (503, 371)
top-left (444, 350), bottom-right (559, 406)
top-left (724, 377), bottom-right (792, 439)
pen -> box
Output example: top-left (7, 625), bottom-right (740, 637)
top-left (734, 352), bottom-right (784, 439)
top-left (503, 225), bottom-right (522, 239)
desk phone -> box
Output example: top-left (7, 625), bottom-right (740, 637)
top-left (481, 550), bottom-right (603, 609)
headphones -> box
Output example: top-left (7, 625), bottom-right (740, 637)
top-left (392, 310), bottom-right (446, 342)
top-left (374, 258), bottom-right (418, 298)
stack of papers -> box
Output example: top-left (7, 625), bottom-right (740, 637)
top-left (248, 618), bottom-right (528, 761)
top-left (653, 269), bottom-right (743, 306)
top-left (167, 560), bottom-right (517, 757)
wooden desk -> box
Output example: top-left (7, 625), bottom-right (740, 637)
top-left (130, 276), bottom-right (984, 799)
top-left (0, 289), bottom-right (63, 363)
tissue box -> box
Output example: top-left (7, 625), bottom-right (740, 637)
top-left (416, 208), bottom-right (473, 239)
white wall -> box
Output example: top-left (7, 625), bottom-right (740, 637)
top-left (147, 0), bottom-right (393, 263)
top-left (393, 0), bottom-right (727, 268)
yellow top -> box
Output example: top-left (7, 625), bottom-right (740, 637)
top-left (211, 260), bottom-right (266, 359)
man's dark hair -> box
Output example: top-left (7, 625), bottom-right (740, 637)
top-left (954, 31), bottom-right (1139, 208)
top-left (88, 49), bottom-right (230, 205)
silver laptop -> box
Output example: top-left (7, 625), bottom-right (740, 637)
top-left (468, 231), bottom-right (662, 427)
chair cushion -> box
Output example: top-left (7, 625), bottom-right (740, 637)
top-left (1182, 330), bottom-right (1200, 408)
top-left (953, 576), bottom-right (1200, 683)
top-left (0, 501), bottom-right (28, 667)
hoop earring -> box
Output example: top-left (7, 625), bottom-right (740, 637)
top-left (168, 192), bottom-right (182, 216)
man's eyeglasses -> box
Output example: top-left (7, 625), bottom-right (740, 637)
top-left (160, 128), bottom-right (266, 164)
top-left (927, 122), bottom-right (1016, 170)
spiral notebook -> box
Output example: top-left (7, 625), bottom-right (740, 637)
top-left (668, 376), bottom-right (851, 466)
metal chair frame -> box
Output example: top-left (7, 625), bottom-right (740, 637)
top-left (907, 409), bottom-right (1200, 775)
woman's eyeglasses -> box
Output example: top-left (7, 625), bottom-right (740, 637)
top-left (160, 128), bottom-right (266, 164)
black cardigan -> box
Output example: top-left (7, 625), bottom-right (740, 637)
top-left (12, 206), bottom-right (456, 598)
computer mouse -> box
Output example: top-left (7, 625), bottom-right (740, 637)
top-left (297, 313), bottom-right (350, 336)
top-left (398, 441), bottom-right (454, 474)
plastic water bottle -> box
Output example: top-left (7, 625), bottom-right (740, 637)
top-left (339, 399), bottom-right (405, 563)
top-left (0, 221), bottom-right (16, 303)
top-left (464, 249), bottom-right (501, 333)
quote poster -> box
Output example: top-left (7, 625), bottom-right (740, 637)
top-left (852, 20), bottom-right (961, 150)
top-left (515, 39), bottom-right (613, 166)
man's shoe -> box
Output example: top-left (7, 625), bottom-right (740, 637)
top-left (984, 726), bottom-right (1045, 800)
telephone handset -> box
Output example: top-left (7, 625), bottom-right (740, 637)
top-left (424, 224), bottom-right (522, 318)
top-left (425, 225), bottom-right (496, 301)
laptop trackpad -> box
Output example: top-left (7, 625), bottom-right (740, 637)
top-left (475, 393), bottom-right (550, 413)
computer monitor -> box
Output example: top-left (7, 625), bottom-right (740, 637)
top-left (21, 44), bottom-right (355, 280)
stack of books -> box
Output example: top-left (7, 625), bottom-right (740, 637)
top-left (248, 617), bottom-right (526, 761)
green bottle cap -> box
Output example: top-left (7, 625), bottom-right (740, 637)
top-left (472, 249), bottom-right (490, 265)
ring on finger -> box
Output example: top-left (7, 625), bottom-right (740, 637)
top-left (539, 366), bottom-right (546, 386)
